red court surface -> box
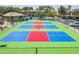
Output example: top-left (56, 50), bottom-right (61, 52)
top-left (34, 22), bottom-right (43, 24)
top-left (33, 22), bottom-right (44, 28)
top-left (27, 32), bottom-right (50, 42)
top-left (33, 25), bottom-right (44, 28)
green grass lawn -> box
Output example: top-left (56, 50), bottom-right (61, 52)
top-left (0, 20), bottom-right (79, 54)
top-left (0, 47), bottom-right (79, 54)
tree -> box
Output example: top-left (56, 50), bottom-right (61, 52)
top-left (38, 6), bottom-right (44, 10)
top-left (22, 7), bottom-right (33, 10)
top-left (35, 6), bottom-right (56, 17)
top-left (0, 6), bottom-right (21, 15)
top-left (72, 9), bottom-right (79, 16)
top-left (66, 5), bottom-right (72, 15)
top-left (0, 6), bottom-right (8, 14)
top-left (58, 6), bottom-right (67, 15)
top-left (71, 9), bottom-right (79, 21)
top-left (67, 5), bottom-right (71, 10)
top-left (21, 7), bottom-right (33, 15)
top-left (13, 7), bottom-right (21, 12)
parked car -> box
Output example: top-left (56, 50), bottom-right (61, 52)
top-left (23, 17), bottom-right (29, 21)
top-left (69, 21), bottom-right (79, 27)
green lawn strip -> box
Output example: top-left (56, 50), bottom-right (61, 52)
top-left (38, 48), bottom-right (79, 54)
top-left (0, 21), bottom-right (25, 39)
top-left (27, 20), bottom-right (53, 22)
top-left (15, 28), bottom-right (61, 32)
top-left (27, 20), bottom-right (40, 22)
top-left (0, 47), bottom-right (79, 54)
top-left (0, 48), bottom-right (35, 54)
top-left (0, 42), bottom-right (79, 48)
top-left (15, 28), bottom-right (39, 31)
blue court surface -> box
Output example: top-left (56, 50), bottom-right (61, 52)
top-left (19, 25), bottom-right (33, 28)
top-left (44, 25), bottom-right (58, 28)
top-left (0, 31), bottom-right (76, 42)
top-left (47, 32), bottom-right (76, 42)
top-left (0, 32), bottom-right (30, 42)
top-left (24, 22), bottom-right (34, 24)
top-left (43, 22), bottom-right (53, 24)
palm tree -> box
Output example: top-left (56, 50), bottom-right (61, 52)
top-left (66, 5), bottom-right (72, 15)
top-left (58, 6), bottom-right (67, 15)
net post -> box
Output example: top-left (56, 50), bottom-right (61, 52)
top-left (36, 48), bottom-right (38, 54)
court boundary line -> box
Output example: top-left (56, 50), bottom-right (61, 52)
top-left (46, 32), bottom-right (50, 42)
top-left (26, 32), bottom-right (31, 42)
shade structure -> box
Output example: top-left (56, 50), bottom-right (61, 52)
top-left (3, 12), bottom-right (24, 26)
top-left (3, 12), bottom-right (24, 17)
